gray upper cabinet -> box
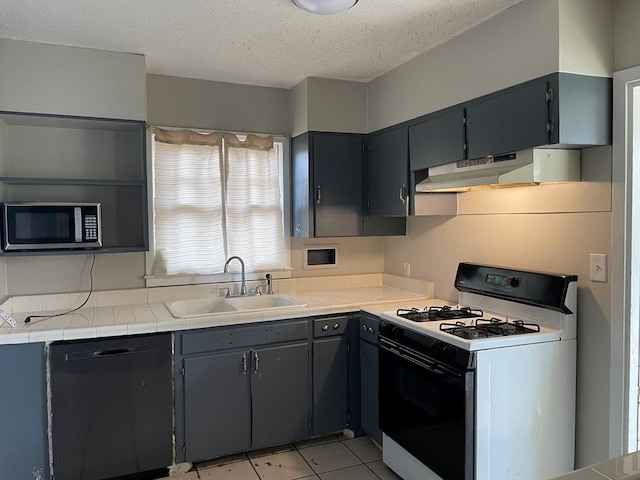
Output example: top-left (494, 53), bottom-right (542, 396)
top-left (292, 132), bottom-right (364, 237)
top-left (364, 127), bottom-right (409, 216)
top-left (466, 73), bottom-right (612, 159)
top-left (409, 106), bottom-right (466, 171)
top-left (0, 343), bottom-right (49, 480)
top-left (466, 77), bottom-right (550, 159)
top-left (549, 73), bottom-right (612, 146)
top-left (408, 73), bottom-right (611, 175)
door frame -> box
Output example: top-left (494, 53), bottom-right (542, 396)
top-left (611, 65), bottom-right (640, 456)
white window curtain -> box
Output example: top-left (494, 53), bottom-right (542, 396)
top-left (152, 128), bottom-right (285, 276)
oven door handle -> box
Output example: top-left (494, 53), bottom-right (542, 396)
top-left (379, 341), bottom-right (464, 380)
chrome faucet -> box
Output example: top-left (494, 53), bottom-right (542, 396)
top-left (223, 256), bottom-right (247, 295)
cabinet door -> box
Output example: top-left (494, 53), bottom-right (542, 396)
top-left (409, 106), bottom-right (466, 171)
top-left (291, 132), bottom-right (313, 238)
top-left (251, 342), bottom-right (310, 449)
top-left (0, 343), bottom-right (48, 480)
top-left (365, 128), bottom-right (408, 216)
top-left (360, 340), bottom-right (382, 445)
top-left (313, 336), bottom-right (349, 435)
top-left (466, 77), bottom-right (550, 158)
top-left (313, 133), bottom-right (363, 237)
top-left (182, 351), bottom-right (251, 462)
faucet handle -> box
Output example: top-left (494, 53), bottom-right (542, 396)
top-left (255, 284), bottom-right (263, 295)
top-left (265, 273), bottom-right (273, 294)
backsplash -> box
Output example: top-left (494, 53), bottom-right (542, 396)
top-left (2, 273), bottom-right (434, 314)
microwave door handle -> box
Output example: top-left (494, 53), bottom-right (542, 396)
top-left (74, 207), bottom-right (83, 242)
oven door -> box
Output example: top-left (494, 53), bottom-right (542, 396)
top-left (379, 338), bottom-right (474, 480)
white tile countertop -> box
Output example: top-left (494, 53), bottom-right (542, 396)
top-left (551, 450), bottom-right (640, 479)
top-left (0, 274), bottom-right (435, 345)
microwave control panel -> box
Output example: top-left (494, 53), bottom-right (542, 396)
top-left (84, 214), bottom-right (99, 241)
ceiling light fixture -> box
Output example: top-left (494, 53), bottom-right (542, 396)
top-left (293, 0), bottom-right (358, 15)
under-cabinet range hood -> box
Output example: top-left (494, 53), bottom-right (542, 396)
top-left (415, 148), bottom-right (581, 193)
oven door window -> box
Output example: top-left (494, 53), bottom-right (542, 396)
top-left (379, 347), bottom-right (473, 480)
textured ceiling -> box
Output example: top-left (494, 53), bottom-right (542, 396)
top-left (0, 0), bottom-right (524, 89)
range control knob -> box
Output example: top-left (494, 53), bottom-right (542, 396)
top-left (509, 276), bottom-right (520, 288)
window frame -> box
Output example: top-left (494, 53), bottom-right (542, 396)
top-left (144, 128), bottom-right (291, 288)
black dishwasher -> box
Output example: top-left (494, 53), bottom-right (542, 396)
top-left (50, 333), bottom-right (173, 480)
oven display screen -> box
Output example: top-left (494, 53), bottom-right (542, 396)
top-left (486, 274), bottom-right (507, 286)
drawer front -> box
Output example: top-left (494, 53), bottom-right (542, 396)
top-left (179, 320), bottom-right (309, 356)
top-left (359, 314), bottom-right (379, 344)
top-left (313, 316), bottom-right (349, 338)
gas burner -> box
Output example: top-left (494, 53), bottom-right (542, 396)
top-left (439, 318), bottom-right (541, 339)
top-left (396, 306), bottom-right (483, 322)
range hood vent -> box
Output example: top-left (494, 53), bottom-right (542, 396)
top-left (415, 149), bottom-right (581, 193)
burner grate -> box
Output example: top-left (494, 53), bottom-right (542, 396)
top-left (439, 318), bottom-right (541, 339)
top-left (396, 306), bottom-right (483, 322)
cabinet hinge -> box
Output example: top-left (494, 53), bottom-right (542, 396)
top-left (180, 365), bottom-right (185, 376)
top-left (546, 121), bottom-right (553, 134)
top-left (546, 88), bottom-right (554, 103)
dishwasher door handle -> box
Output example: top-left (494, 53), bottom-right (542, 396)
top-left (66, 344), bottom-right (158, 360)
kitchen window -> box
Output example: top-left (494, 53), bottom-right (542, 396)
top-left (146, 128), bottom-right (289, 285)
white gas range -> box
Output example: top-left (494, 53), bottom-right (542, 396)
top-left (378, 263), bottom-right (578, 480)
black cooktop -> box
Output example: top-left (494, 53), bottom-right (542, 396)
top-left (396, 305), bottom-right (483, 322)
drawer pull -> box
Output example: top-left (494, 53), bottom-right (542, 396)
top-left (333, 323), bottom-right (340, 330)
top-left (322, 324), bottom-right (329, 331)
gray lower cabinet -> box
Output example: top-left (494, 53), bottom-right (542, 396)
top-left (359, 313), bottom-right (381, 444)
top-left (0, 343), bottom-right (49, 480)
top-left (176, 320), bottom-right (311, 463)
top-left (312, 316), bottom-right (350, 435)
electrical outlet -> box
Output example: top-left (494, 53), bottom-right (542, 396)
top-left (590, 254), bottom-right (607, 282)
top-left (403, 262), bottom-right (410, 277)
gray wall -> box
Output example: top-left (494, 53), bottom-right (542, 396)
top-left (147, 74), bottom-right (290, 134)
top-left (615, 0), bottom-right (640, 71)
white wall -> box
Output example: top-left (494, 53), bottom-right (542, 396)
top-left (615, 0), bottom-right (640, 71)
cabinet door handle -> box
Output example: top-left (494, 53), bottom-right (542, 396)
top-left (333, 323), bottom-right (340, 330)
top-left (400, 184), bottom-right (407, 205)
top-left (317, 185), bottom-right (322, 204)
top-left (322, 324), bottom-right (329, 331)
top-left (254, 351), bottom-right (259, 373)
top-left (242, 353), bottom-right (247, 375)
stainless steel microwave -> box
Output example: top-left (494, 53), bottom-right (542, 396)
top-left (2, 202), bottom-right (102, 251)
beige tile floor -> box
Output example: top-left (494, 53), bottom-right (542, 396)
top-left (161, 435), bottom-right (401, 480)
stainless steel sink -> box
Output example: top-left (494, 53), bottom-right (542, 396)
top-left (165, 294), bottom-right (304, 318)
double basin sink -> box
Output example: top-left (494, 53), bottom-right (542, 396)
top-left (165, 294), bottom-right (305, 318)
